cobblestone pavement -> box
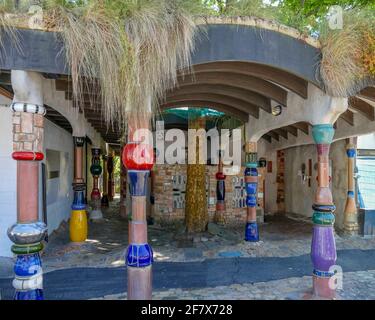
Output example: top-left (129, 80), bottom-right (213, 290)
top-left (2, 199), bottom-right (375, 300)
top-left (41, 200), bottom-right (375, 273)
top-left (93, 270), bottom-right (375, 300)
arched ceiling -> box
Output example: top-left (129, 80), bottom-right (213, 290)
top-left (189, 61), bottom-right (309, 98)
top-left (0, 24), bottom-right (372, 144)
top-left (162, 60), bottom-right (304, 124)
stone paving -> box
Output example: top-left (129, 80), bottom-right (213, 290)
top-left (41, 200), bottom-right (375, 273)
top-left (93, 270), bottom-right (375, 300)
top-left (2, 199), bottom-right (375, 300)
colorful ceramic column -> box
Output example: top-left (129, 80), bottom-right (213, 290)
top-left (122, 120), bottom-right (154, 300)
top-left (70, 136), bottom-right (88, 242)
top-left (215, 151), bottom-right (226, 225)
top-left (90, 147), bottom-right (103, 220)
top-left (245, 142), bottom-right (259, 242)
top-left (107, 153), bottom-right (114, 201)
top-left (343, 138), bottom-right (359, 235)
top-left (101, 154), bottom-right (109, 208)
top-left (311, 124), bottom-right (337, 299)
top-left (7, 70), bottom-right (47, 300)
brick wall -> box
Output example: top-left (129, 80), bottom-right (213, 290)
top-left (153, 164), bottom-right (265, 226)
top-left (13, 112), bottom-right (44, 152)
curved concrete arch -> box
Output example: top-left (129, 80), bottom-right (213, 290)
top-left (165, 93), bottom-right (259, 118)
top-left (0, 24), bottom-right (321, 89)
top-left (161, 101), bottom-right (248, 122)
top-left (192, 24), bottom-right (321, 87)
top-left (167, 84), bottom-right (271, 113)
top-left (247, 84), bottom-right (348, 142)
top-left (42, 78), bottom-right (101, 145)
top-left (189, 61), bottom-right (309, 98)
top-left (177, 72), bottom-right (287, 106)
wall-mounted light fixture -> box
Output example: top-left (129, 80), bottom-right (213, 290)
top-left (272, 105), bottom-right (283, 116)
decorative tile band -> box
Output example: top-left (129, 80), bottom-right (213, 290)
top-left (11, 243), bottom-right (43, 255)
top-left (126, 243), bottom-right (153, 268)
top-left (14, 253), bottom-right (42, 278)
top-left (346, 148), bottom-right (356, 158)
top-left (245, 222), bottom-right (259, 242)
top-left (312, 211), bottom-right (335, 225)
top-left (7, 222), bottom-right (47, 245)
top-left (73, 136), bottom-right (85, 148)
top-left (128, 170), bottom-right (150, 196)
top-left (14, 289), bottom-right (43, 300)
top-left (313, 269), bottom-right (335, 278)
top-left (312, 204), bottom-right (336, 213)
top-left (13, 273), bottom-right (43, 291)
top-left (312, 124), bottom-right (335, 145)
top-left (71, 190), bottom-right (86, 210)
top-left (10, 102), bottom-right (46, 115)
top-left (12, 152), bottom-right (44, 161)
top-left (122, 142), bottom-right (154, 171)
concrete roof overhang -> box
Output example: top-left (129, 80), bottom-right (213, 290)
top-left (0, 23), bottom-right (373, 143)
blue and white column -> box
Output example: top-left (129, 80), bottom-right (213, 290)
top-left (245, 141), bottom-right (259, 242)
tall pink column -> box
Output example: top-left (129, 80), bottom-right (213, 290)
top-left (123, 116), bottom-right (154, 300)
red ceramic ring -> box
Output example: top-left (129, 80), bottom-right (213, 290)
top-left (12, 152), bottom-right (44, 161)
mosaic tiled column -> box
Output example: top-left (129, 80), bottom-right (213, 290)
top-left (70, 137), bottom-right (88, 242)
top-left (90, 147), bottom-right (103, 220)
top-left (311, 124), bottom-right (337, 299)
top-left (107, 153), bottom-right (114, 201)
top-left (122, 122), bottom-right (154, 300)
top-left (7, 77), bottom-right (47, 299)
top-left (101, 154), bottom-right (109, 208)
top-left (343, 139), bottom-right (359, 235)
top-left (244, 142), bottom-right (259, 242)
top-left (214, 151), bottom-right (226, 225)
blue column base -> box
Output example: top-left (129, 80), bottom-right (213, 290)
top-left (14, 289), bottom-right (44, 300)
top-left (245, 222), bottom-right (259, 242)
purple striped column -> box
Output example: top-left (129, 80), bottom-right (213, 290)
top-left (311, 124), bottom-right (337, 299)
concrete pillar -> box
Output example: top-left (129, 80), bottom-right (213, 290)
top-left (123, 116), bottom-right (153, 300)
top-left (343, 138), bottom-right (359, 235)
top-left (70, 137), bottom-right (88, 242)
top-left (101, 154), bottom-right (109, 208)
top-left (245, 142), bottom-right (259, 242)
top-left (7, 70), bottom-right (47, 300)
top-left (214, 151), bottom-right (226, 224)
top-left (311, 124), bottom-right (337, 299)
top-left (89, 147), bottom-right (103, 220)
